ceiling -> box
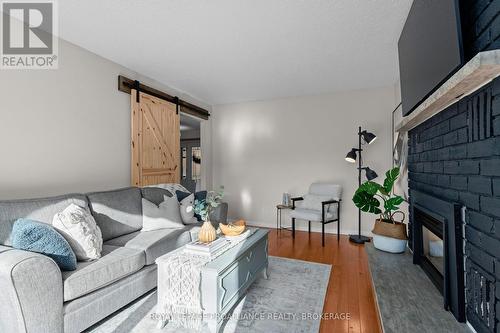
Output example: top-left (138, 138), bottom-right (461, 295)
top-left (59, 0), bottom-right (413, 105)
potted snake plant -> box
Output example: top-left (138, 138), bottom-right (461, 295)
top-left (352, 167), bottom-right (407, 253)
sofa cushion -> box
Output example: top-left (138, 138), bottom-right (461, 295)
top-left (141, 196), bottom-right (184, 231)
top-left (62, 265), bottom-right (157, 333)
top-left (0, 194), bottom-right (88, 246)
top-left (290, 207), bottom-right (338, 222)
top-left (105, 227), bottom-right (194, 265)
top-left (140, 187), bottom-right (173, 206)
top-left (87, 188), bottom-right (143, 241)
top-left (145, 183), bottom-right (189, 195)
top-left (62, 244), bottom-right (145, 301)
top-left (0, 245), bottom-right (12, 253)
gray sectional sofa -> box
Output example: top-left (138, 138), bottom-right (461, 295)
top-left (0, 186), bottom-right (228, 333)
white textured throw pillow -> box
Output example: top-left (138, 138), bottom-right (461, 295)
top-left (179, 193), bottom-right (198, 225)
top-left (52, 204), bottom-right (103, 261)
top-left (300, 194), bottom-right (336, 212)
top-left (142, 195), bottom-right (184, 231)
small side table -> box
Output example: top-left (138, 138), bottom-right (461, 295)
top-left (276, 204), bottom-right (293, 230)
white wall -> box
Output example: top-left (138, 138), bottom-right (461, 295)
top-left (392, 79), bottom-right (410, 220)
top-left (211, 87), bottom-right (398, 235)
top-left (180, 129), bottom-right (201, 140)
top-left (0, 39), bottom-right (209, 199)
top-left (200, 118), bottom-right (213, 191)
top-left (0, 29), bottom-right (400, 237)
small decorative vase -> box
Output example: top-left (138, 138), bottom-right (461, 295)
top-left (199, 221), bottom-right (217, 243)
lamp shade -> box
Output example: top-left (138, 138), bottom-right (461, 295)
top-left (361, 130), bottom-right (377, 144)
top-left (364, 167), bottom-right (378, 181)
top-left (345, 149), bottom-right (357, 163)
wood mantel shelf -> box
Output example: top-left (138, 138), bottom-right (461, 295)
top-left (396, 50), bottom-right (500, 132)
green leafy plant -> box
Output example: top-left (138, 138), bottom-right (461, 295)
top-left (352, 167), bottom-right (404, 223)
top-left (193, 186), bottom-right (225, 222)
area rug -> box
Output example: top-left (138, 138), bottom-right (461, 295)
top-left (85, 256), bottom-right (331, 333)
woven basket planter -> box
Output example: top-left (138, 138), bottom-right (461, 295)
top-left (372, 219), bottom-right (408, 254)
top-left (372, 219), bottom-right (408, 240)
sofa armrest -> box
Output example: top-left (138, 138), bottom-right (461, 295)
top-left (0, 249), bottom-right (63, 333)
top-left (209, 202), bottom-right (228, 228)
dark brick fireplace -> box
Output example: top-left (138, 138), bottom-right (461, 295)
top-left (403, 1), bottom-right (500, 331)
top-left (410, 190), bottom-right (465, 322)
top-left (408, 77), bottom-right (500, 332)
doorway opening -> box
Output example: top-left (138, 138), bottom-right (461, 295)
top-left (180, 113), bottom-right (202, 192)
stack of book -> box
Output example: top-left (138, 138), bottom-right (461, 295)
top-left (224, 228), bottom-right (255, 243)
top-left (185, 237), bottom-right (227, 257)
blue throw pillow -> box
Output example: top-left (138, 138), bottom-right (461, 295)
top-left (176, 190), bottom-right (207, 221)
top-left (11, 218), bottom-right (77, 271)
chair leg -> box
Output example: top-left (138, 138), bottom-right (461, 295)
top-left (322, 223), bottom-right (325, 246)
top-left (308, 221), bottom-right (311, 233)
top-left (292, 218), bottom-right (295, 238)
top-left (276, 208), bottom-right (279, 230)
top-left (337, 220), bottom-right (340, 240)
top-left (337, 203), bottom-right (341, 241)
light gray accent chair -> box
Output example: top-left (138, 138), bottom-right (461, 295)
top-left (0, 184), bottom-right (228, 333)
top-left (290, 182), bottom-right (342, 246)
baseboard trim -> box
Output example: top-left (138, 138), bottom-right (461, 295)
top-left (235, 219), bottom-right (372, 237)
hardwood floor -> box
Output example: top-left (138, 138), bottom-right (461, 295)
top-left (267, 229), bottom-right (382, 333)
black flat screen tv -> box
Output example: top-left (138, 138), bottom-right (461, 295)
top-left (398, 0), bottom-right (464, 116)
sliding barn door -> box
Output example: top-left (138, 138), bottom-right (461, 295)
top-left (131, 90), bottom-right (180, 186)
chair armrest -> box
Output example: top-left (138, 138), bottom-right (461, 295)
top-left (322, 199), bottom-right (341, 219)
top-left (291, 197), bottom-right (304, 209)
top-left (321, 199), bottom-right (340, 205)
top-left (0, 249), bottom-right (63, 333)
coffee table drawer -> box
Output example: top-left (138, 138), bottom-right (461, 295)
top-left (218, 237), bottom-right (268, 312)
top-left (201, 229), bottom-right (269, 333)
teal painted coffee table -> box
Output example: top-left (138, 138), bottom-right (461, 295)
top-left (157, 228), bottom-right (269, 333)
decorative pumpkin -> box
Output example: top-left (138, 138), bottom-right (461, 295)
top-left (233, 219), bottom-right (246, 227)
top-left (199, 221), bottom-right (217, 243)
top-left (220, 221), bottom-right (246, 236)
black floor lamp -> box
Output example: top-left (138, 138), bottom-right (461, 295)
top-left (345, 126), bottom-right (378, 244)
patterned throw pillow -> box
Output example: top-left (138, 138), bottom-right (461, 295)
top-left (178, 193), bottom-right (198, 224)
top-left (11, 218), bottom-right (77, 271)
top-left (176, 190), bottom-right (207, 221)
top-left (52, 204), bottom-right (103, 261)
